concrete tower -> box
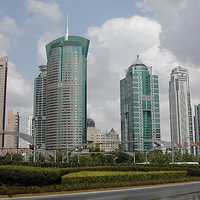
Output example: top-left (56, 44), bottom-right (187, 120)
top-left (169, 66), bottom-right (193, 153)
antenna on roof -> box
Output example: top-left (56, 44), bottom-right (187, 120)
top-left (65, 15), bottom-right (69, 40)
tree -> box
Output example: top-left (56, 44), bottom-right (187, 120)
top-left (149, 150), bottom-right (170, 165)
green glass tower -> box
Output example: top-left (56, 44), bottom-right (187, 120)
top-left (45, 35), bottom-right (89, 150)
top-left (120, 55), bottom-right (160, 152)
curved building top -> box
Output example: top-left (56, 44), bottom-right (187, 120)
top-left (130, 55), bottom-right (148, 70)
top-left (46, 35), bottom-right (90, 59)
top-left (126, 55), bottom-right (150, 76)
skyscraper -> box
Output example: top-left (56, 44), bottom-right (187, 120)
top-left (0, 56), bottom-right (8, 148)
top-left (120, 55), bottom-right (161, 152)
top-left (169, 66), bottom-right (193, 153)
top-left (33, 65), bottom-right (47, 149)
top-left (45, 35), bottom-right (89, 150)
top-left (5, 112), bottom-right (19, 148)
top-left (194, 105), bottom-right (200, 155)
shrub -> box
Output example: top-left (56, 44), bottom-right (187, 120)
top-left (187, 166), bottom-right (200, 176)
top-left (0, 165), bottom-right (69, 186)
top-left (62, 170), bottom-right (187, 189)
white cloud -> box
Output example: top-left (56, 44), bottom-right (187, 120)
top-left (25, 0), bottom-right (63, 64)
top-left (37, 32), bottom-right (61, 64)
top-left (7, 62), bottom-right (32, 114)
top-left (138, 0), bottom-right (200, 65)
top-left (87, 15), bottom-right (180, 140)
top-left (0, 16), bottom-right (18, 55)
top-left (26, 0), bottom-right (62, 22)
top-left (0, 16), bottom-right (32, 130)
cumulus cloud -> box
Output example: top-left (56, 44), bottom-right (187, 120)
top-left (0, 16), bottom-right (19, 55)
top-left (7, 62), bottom-right (32, 114)
top-left (26, 0), bottom-right (62, 22)
top-left (87, 15), bottom-right (179, 140)
top-left (0, 16), bottom-right (32, 130)
top-left (138, 0), bottom-right (200, 65)
top-left (37, 32), bottom-right (61, 64)
top-left (25, 0), bottom-right (63, 64)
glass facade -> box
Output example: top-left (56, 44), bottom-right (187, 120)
top-left (120, 56), bottom-right (161, 152)
top-left (33, 65), bottom-right (47, 149)
top-left (45, 36), bottom-right (89, 150)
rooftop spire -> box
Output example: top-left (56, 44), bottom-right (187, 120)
top-left (134, 54), bottom-right (143, 65)
top-left (65, 15), bottom-right (69, 40)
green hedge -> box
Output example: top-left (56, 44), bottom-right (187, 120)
top-left (62, 165), bottom-right (197, 173)
top-left (187, 167), bottom-right (200, 176)
top-left (0, 165), bottom-right (68, 186)
top-left (62, 170), bottom-right (187, 189)
top-left (0, 164), bottom-right (198, 187)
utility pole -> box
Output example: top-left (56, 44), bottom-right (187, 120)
top-left (133, 152), bottom-right (136, 164)
top-left (145, 151), bottom-right (148, 163)
top-left (66, 144), bottom-right (69, 163)
top-left (171, 143), bottom-right (175, 163)
top-left (33, 129), bottom-right (36, 163)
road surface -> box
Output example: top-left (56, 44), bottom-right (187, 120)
top-left (2, 182), bottom-right (200, 200)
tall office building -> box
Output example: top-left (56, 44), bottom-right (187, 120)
top-left (4, 112), bottom-right (19, 148)
top-left (194, 105), bottom-right (200, 155)
top-left (45, 35), bottom-right (89, 150)
top-left (120, 55), bottom-right (161, 152)
top-left (33, 65), bottom-right (47, 149)
top-left (169, 66), bottom-right (193, 153)
top-left (0, 56), bottom-right (8, 148)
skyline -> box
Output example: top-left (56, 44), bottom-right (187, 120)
top-left (1, 0), bottom-right (200, 141)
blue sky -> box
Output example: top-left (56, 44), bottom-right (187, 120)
top-left (1, 0), bottom-right (200, 141)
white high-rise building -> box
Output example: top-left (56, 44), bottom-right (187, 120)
top-left (169, 66), bottom-right (193, 153)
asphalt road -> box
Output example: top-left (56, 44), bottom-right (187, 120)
top-left (3, 182), bottom-right (200, 200)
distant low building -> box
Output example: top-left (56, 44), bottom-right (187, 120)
top-left (97, 128), bottom-right (120, 152)
top-left (87, 119), bottom-right (119, 152)
top-left (87, 118), bottom-right (98, 144)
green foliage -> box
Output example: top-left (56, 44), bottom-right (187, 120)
top-left (0, 153), bottom-right (24, 164)
top-left (114, 151), bottom-right (130, 163)
top-left (187, 166), bottom-right (200, 176)
top-left (62, 170), bottom-right (187, 189)
top-left (0, 165), bottom-right (68, 186)
top-left (2, 176), bottom-right (200, 196)
top-left (148, 150), bottom-right (170, 165)
top-left (77, 153), bottom-right (116, 167)
top-left (0, 150), bottom-right (199, 168)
